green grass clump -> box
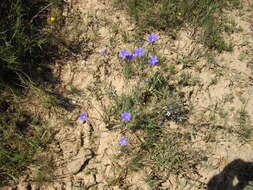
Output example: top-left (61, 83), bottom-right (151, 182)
top-left (0, 0), bottom-right (64, 186)
top-left (115, 0), bottom-right (241, 51)
top-left (0, 0), bottom-right (63, 83)
top-left (0, 101), bottom-right (52, 186)
top-left (236, 108), bottom-right (252, 140)
top-left (103, 70), bottom-right (203, 187)
top-left (0, 76), bottom-right (63, 186)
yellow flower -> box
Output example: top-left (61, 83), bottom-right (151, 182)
top-left (50, 16), bottom-right (56, 22)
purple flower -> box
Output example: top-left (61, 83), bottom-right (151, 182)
top-left (78, 113), bottom-right (88, 121)
top-left (133, 48), bottom-right (145, 57)
top-left (121, 112), bottom-right (131, 121)
top-left (147, 33), bottom-right (158, 43)
top-left (100, 48), bottom-right (108, 56)
top-left (119, 49), bottom-right (133, 60)
top-left (119, 136), bottom-right (128, 146)
top-left (148, 56), bottom-right (159, 65)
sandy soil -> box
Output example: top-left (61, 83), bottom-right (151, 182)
top-left (2, 0), bottom-right (253, 189)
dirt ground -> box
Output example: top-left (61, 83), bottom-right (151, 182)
top-left (2, 0), bottom-right (253, 189)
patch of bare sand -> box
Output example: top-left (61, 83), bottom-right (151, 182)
top-left (40, 1), bottom-right (148, 190)
top-left (187, 7), bottom-right (253, 190)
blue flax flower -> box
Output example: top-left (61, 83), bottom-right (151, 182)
top-left (78, 113), bottom-right (88, 121)
top-left (148, 56), bottom-right (159, 65)
top-left (119, 49), bottom-right (133, 60)
top-left (119, 136), bottom-right (128, 146)
top-left (133, 48), bottom-right (145, 57)
top-left (121, 112), bottom-right (131, 121)
top-left (147, 33), bottom-right (158, 43)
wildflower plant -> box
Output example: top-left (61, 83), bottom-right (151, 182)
top-left (118, 32), bottom-right (162, 78)
top-left (119, 49), bottom-right (134, 78)
top-left (119, 49), bottom-right (133, 60)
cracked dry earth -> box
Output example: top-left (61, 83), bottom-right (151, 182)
top-left (2, 0), bottom-right (253, 190)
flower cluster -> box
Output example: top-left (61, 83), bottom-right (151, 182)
top-left (79, 33), bottom-right (159, 147)
top-left (118, 33), bottom-right (159, 64)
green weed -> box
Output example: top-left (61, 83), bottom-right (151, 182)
top-left (0, 0), bottom-right (64, 186)
top-left (0, 107), bottom-right (52, 186)
top-left (102, 70), bottom-right (203, 187)
top-left (236, 108), bottom-right (252, 140)
top-left (115, 0), bottom-right (241, 51)
top-left (202, 16), bottom-right (234, 52)
top-left (0, 0), bottom-right (64, 80)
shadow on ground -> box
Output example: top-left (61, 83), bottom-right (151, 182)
top-left (207, 159), bottom-right (253, 190)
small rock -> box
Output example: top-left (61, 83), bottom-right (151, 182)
top-left (67, 149), bottom-right (93, 174)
